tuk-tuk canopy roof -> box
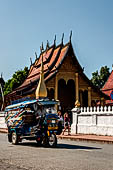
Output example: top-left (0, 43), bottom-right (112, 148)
top-left (5, 99), bottom-right (58, 111)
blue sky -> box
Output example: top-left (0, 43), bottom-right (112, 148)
top-left (0, 0), bottom-right (113, 81)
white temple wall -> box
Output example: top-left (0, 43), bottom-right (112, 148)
top-left (71, 106), bottom-right (113, 136)
top-left (0, 112), bottom-right (7, 129)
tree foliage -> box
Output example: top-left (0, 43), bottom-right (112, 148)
top-left (4, 67), bottom-right (29, 95)
top-left (91, 66), bottom-right (110, 88)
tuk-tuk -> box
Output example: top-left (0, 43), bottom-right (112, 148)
top-left (5, 99), bottom-right (59, 147)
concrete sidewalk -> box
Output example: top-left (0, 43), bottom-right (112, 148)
top-left (1, 128), bottom-right (113, 144)
top-left (58, 133), bottom-right (113, 144)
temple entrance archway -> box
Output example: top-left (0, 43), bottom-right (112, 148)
top-left (58, 79), bottom-right (67, 112)
top-left (67, 79), bottom-right (75, 109)
top-left (82, 90), bottom-right (88, 107)
top-left (58, 79), bottom-right (75, 113)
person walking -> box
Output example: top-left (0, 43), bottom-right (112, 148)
top-left (57, 111), bottom-right (63, 135)
top-left (62, 112), bottom-right (70, 135)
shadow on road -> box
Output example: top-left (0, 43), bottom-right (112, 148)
top-left (17, 142), bottom-right (102, 150)
top-left (57, 143), bottom-right (102, 150)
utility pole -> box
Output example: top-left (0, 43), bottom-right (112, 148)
top-left (0, 83), bottom-right (4, 111)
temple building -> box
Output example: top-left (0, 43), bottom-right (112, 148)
top-left (5, 35), bottom-right (108, 112)
top-left (101, 68), bottom-right (113, 105)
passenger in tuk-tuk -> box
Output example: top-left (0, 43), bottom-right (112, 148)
top-left (34, 105), bottom-right (46, 129)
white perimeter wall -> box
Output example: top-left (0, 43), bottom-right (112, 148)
top-left (0, 112), bottom-right (7, 129)
top-left (71, 106), bottom-right (113, 136)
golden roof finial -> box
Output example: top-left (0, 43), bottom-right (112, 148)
top-left (35, 44), bottom-right (47, 99)
top-left (75, 100), bottom-right (80, 107)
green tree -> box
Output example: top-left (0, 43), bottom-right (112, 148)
top-left (91, 66), bottom-right (110, 88)
top-left (4, 67), bottom-right (29, 95)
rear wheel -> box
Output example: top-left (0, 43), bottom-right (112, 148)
top-left (48, 134), bottom-right (57, 147)
top-left (12, 132), bottom-right (18, 145)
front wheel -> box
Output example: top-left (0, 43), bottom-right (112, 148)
top-left (48, 134), bottom-right (57, 147)
top-left (12, 132), bottom-right (18, 145)
top-left (8, 134), bottom-right (12, 143)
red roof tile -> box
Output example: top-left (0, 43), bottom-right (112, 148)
top-left (102, 70), bottom-right (113, 91)
top-left (28, 47), bottom-right (53, 78)
top-left (101, 71), bottom-right (113, 99)
top-left (55, 45), bottom-right (69, 67)
top-left (11, 44), bottom-right (68, 93)
top-left (101, 71), bottom-right (113, 101)
top-left (102, 90), bottom-right (112, 97)
top-left (38, 47), bottom-right (53, 64)
top-left (44, 46), bottom-right (61, 70)
top-left (45, 45), bottom-right (69, 81)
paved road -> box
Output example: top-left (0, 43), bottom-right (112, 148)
top-left (0, 133), bottom-right (113, 170)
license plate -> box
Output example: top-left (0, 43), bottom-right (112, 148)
top-left (52, 120), bottom-right (55, 123)
top-left (48, 127), bottom-right (58, 130)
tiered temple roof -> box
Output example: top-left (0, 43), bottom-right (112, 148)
top-left (5, 38), bottom-right (108, 105)
top-left (6, 40), bottom-right (82, 98)
top-left (101, 70), bottom-right (113, 104)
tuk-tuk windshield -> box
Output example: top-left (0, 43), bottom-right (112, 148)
top-left (44, 106), bottom-right (57, 114)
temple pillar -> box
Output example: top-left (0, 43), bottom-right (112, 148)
top-left (55, 75), bottom-right (58, 110)
top-left (88, 87), bottom-right (91, 106)
top-left (55, 75), bottom-right (58, 100)
top-left (79, 90), bottom-right (83, 106)
top-left (75, 73), bottom-right (79, 101)
top-left (100, 97), bottom-right (104, 106)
